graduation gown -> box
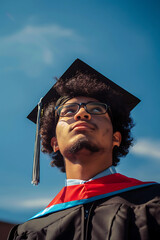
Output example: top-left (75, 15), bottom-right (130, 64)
top-left (8, 174), bottom-right (160, 240)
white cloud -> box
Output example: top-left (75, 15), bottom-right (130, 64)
top-left (43, 48), bottom-right (53, 64)
top-left (130, 138), bottom-right (160, 160)
top-left (0, 24), bottom-right (83, 77)
top-left (1, 197), bottom-right (51, 210)
top-left (18, 198), bottom-right (51, 209)
top-left (5, 25), bottom-right (75, 43)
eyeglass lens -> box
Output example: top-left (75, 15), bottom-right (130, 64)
top-left (58, 102), bottom-right (108, 117)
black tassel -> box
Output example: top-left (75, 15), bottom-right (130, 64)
top-left (32, 98), bottom-right (43, 185)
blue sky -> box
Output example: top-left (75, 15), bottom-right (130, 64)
top-left (0, 0), bottom-right (160, 223)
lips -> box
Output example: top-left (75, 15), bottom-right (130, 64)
top-left (71, 122), bottom-right (95, 131)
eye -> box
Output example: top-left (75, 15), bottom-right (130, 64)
top-left (91, 107), bottom-right (103, 113)
top-left (60, 105), bottom-right (77, 116)
top-left (62, 108), bottom-right (75, 115)
top-left (87, 103), bottom-right (106, 114)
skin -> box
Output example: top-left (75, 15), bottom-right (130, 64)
top-left (51, 96), bottom-right (121, 180)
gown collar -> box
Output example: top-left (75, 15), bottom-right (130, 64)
top-left (65, 166), bottom-right (116, 186)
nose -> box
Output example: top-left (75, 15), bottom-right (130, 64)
top-left (74, 107), bottom-right (91, 121)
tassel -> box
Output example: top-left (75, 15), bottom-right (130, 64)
top-left (31, 98), bottom-right (43, 185)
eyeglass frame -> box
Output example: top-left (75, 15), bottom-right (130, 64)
top-left (55, 101), bottom-right (111, 117)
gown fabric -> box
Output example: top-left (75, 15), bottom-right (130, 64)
top-left (8, 174), bottom-right (160, 240)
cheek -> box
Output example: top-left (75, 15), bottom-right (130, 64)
top-left (56, 120), bottom-right (68, 139)
top-left (99, 118), bottom-right (113, 136)
top-left (104, 122), bottom-right (113, 134)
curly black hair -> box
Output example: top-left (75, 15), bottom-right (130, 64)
top-left (40, 72), bottom-right (134, 172)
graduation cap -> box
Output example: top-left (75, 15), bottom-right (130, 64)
top-left (28, 58), bottom-right (140, 185)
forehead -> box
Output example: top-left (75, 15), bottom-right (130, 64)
top-left (64, 96), bottom-right (101, 104)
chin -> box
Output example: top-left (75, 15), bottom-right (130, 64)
top-left (65, 138), bottom-right (100, 155)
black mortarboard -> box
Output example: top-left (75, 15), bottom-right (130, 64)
top-left (27, 58), bottom-right (140, 123)
top-left (28, 58), bottom-right (140, 185)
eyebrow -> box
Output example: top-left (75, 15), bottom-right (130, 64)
top-left (63, 101), bottom-right (101, 105)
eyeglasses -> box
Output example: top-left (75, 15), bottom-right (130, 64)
top-left (55, 102), bottom-right (109, 117)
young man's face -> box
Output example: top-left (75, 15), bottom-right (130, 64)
top-left (51, 96), bottom-right (121, 163)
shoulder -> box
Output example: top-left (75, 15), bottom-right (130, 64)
top-left (98, 183), bottom-right (160, 206)
top-left (121, 183), bottom-right (160, 204)
top-left (7, 205), bottom-right (82, 239)
top-left (92, 184), bottom-right (160, 239)
top-left (93, 183), bottom-right (160, 222)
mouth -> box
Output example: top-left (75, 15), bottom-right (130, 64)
top-left (71, 122), bottom-right (96, 131)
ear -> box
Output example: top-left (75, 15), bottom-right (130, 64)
top-left (51, 137), bottom-right (59, 152)
top-left (112, 131), bottom-right (122, 148)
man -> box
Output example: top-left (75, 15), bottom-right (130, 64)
top-left (8, 59), bottom-right (160, 240)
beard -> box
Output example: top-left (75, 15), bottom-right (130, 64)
top-left (65, 138), bottom-right (100, 155)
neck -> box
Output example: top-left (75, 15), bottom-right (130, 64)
top-left (64, 149), bottom-right (112, 180)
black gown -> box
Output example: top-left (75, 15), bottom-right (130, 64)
top-left (8, 182), bottom-right (160, 240)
